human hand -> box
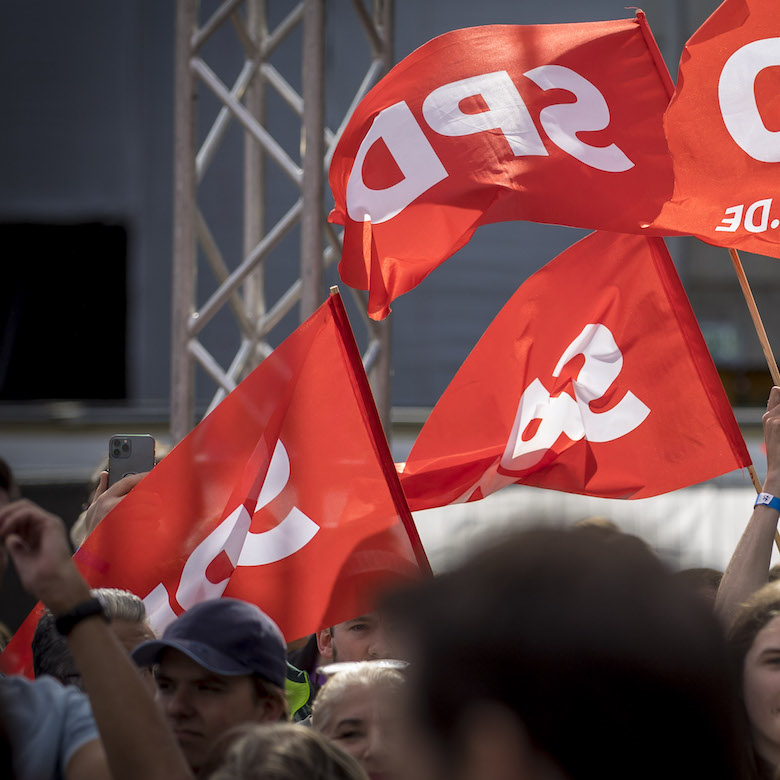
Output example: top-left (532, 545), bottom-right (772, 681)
top-left (83, 471), bottom-right (147, 539)
top-left (763, 386), bottom-right (780, 495)
top-left (0, 500), bottom-right (90, 614)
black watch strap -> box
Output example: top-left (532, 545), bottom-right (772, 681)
top-left (54, 597), bottom-right (108, 636)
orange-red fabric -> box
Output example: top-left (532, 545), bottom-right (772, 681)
top-left (649, 0), bottom-right (780, 256)
top-left (329, 18), bottom-right (674, 318)
top-left (399, 232), bottom-right (750, 510)
top-left (1, 295), bottom-right (426, 677)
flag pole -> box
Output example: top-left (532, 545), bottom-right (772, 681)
top-left (328, 285), bottom-right (434, 576)
top-left (729, 249), bottom-right (780, 386)
top-left (730, 249), bottom-right (780, 549)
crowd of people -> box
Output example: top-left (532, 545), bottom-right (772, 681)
top-left (2, 387), bottom-right (780, 779)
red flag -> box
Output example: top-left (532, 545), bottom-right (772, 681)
top-left (649, 0), bottom-right (780, 257)
top-left (329, 16), bottom-right (675, 319)
top-left (2, 294), bottom-right (428, 677)
top-left (399, 232), bottom-right (751, 510)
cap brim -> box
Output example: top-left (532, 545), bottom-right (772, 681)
top-left (131, 638), bottom-right (254, 676)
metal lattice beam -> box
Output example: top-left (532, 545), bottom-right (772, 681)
top-left (171, 0), bottom-right (394, 443)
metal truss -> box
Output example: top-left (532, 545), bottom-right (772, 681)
top-left (171, 0), bottom-right (394, 443)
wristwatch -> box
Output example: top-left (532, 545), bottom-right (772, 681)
top-left (54, 597), bottom-right (108, 636)
top-left (754, 492), bottom-right (780, 512)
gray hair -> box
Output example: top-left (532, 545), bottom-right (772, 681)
top-left (32, 587), bottom-right (150, 687)
top-left (91, 587), bottom-right (147, 622)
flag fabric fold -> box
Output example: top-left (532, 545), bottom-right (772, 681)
top-left (329, 16), bottom-right (675, 318)
top-left (1, 294), bottom-right (427, 677)
top-left (399, 232), bottom-right (751, 511)
top-left (648, 0), bottom-right (780, 257)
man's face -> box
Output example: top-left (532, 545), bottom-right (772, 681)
top-left (154, 648), bottom-right (273, 773)
top-left (318, 613), bottom-right (396, 663)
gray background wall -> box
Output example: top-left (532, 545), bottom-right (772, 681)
top-left (1, 0), bottom-right (767, 413)
top-left (1, 0), bottom-right (775, 629)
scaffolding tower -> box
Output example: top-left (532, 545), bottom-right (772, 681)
top-left (171, 0), bottom-right (393, 443)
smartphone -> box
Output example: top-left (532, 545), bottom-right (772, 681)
top-left (107, 434), bottom-right (156, 487)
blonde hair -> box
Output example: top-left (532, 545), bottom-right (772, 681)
top-left (311, 663), bottom-right (405, 734)
top-left (206, 723), bottom-right (368, 780)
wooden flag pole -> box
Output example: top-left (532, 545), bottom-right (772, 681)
top-left (729, 248), bottom-right (780, 550)
top-left (729, 249), bottom-right (780, 385)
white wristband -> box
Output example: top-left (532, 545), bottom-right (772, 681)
top-left (755, 492), bottom-right (780, 512)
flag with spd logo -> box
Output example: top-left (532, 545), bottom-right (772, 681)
top-left (648, 0), bottom-right (780, 257)
top-left (1, 293), bottom-right (428, 677)
top-left (329, 16), bottom-right (675, 319)
top-left (399, 232), bottom-right (751, 511)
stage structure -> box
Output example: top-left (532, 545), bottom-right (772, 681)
top-left (171, 0), bottom-right (393, 443)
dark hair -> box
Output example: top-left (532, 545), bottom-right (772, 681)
top-left (250, 676), bottom-right (289, 721)
top-left (675, 567), bottom-right (723, 606)
top-left (677, 566), bottom-right (723, 590)
top-left (728, 582), bottom-right (780, 685)
top-left (387, 527), bottom-right (744, 780)
top-left (31, 612), bottom-right (81, 687)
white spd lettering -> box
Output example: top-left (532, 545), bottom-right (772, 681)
top-left (422, 72), bottom-right (548, 158)
top-left (346, 102), bottom-right (448, 224)
top-left (716, 198), bottom-right (778, 233)
top-left (718, 38), bottom-right (780, 162)
top-left (523, 65), bottom-right (633, 172)
top-left (500, 324), bottom-right (650, 472)
top-left (347, 68), bottom-right (632, 224)
top-left (142, 441), bottom-right (319, 633)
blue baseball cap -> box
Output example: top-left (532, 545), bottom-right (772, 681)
top-left (131, 598), bottom-right (286, 689)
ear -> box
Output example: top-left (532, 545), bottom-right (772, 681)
top-left (255, 689), bottom-right (288, 723)
top-left (316, 628), bottom-right (334, 660)
top-left (456, 703), bottom-right (566, 780)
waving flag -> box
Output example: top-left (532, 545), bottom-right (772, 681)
top-left (399, 232), bottom-right (750, 511)
top-left (2, 293), bottom-right (428, 677)
top-left (649, 0), bottom-right (780, 257)
top-left (329, 15), bottom-right (675, 318)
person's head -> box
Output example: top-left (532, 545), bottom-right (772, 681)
top-left (386, 527), bottom-right (744, 780)
top-left (676, 567), bottom-right (723, 608)
top-left (728, 581), bottom-right (780, 773)
top-left (131, 598), bottom-right (288, 774)
top-left (312, 662), bottom-right (405, 780)
top-left (204, 723), bottom-right (368, 780)
top-left (317, 613), bottom-right (396, 663)
top-left (32, 587), bottom-right (155, 687)
top-left (570, 515), bottom-right (620, 534)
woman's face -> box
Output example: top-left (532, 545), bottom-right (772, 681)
top-left (744, 614), bottom-right (780, 762)
top-left (320, 683), bottom-right (402, 780)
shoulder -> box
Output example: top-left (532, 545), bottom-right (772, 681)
top-left (1, 675), bottom-right (100, 780)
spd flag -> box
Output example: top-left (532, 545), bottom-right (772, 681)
top-left (1, 293), bottom-right (428, 677)
top-left (329, 16), bottom-right (675, 319)
top-left (649, 0), bottom-right (780, 257)
top-left (399, 232), bottom-right (751, 510)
